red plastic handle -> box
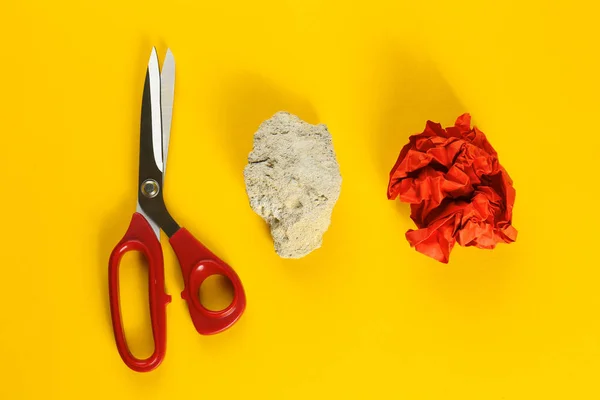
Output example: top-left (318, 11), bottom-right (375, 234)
top-left (108, 212), bottom-right (172, 372)
top-left (169, 228), bottom-right (246, 335)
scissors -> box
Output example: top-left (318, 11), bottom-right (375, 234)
top-left (108, 47), bottom-right (246, 373)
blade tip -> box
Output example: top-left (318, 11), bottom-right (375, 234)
top-left (165, 48), bottom-right (174, 62)
top-left (148, 47), bottom-right (159, 70)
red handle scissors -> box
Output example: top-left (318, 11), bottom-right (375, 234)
top-left (108, 48), bottom-right (246, 373)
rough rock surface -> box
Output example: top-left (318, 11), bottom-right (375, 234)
top-left (243, 111), bottom-right (342, 258)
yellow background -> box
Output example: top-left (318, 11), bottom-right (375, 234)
top-left (1, 0), bottom-right (599, 398)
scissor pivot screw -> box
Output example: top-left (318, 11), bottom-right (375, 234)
top-left (141, 179), bottom-right (159, 198)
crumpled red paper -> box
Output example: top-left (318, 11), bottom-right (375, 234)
top-left (387, 114), bottom-right (517, 263)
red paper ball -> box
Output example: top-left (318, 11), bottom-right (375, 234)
top-left (387, 114), bottom-right (517, 263)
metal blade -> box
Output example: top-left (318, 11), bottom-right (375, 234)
top-left (161, 49), bottom-right (175, 174)
top-left (149, 47), bottom-right (164, 173)
top-left (136, 47), bottom-right (164, 240)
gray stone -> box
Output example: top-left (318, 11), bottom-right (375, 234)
top-left (243, 111), bottom-right (342, 258)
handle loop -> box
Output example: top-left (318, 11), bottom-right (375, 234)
top-left (169, 228), bottom-right (246, 335)
top-left (108, 212), bottom-right (171, 372)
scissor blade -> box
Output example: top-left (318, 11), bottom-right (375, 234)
top-left (148, 47), bottom-right (164, 173)
top-left (136, 47), bottom-right (164, 240)
top-left (161, 49), bottom-right (175, 174)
